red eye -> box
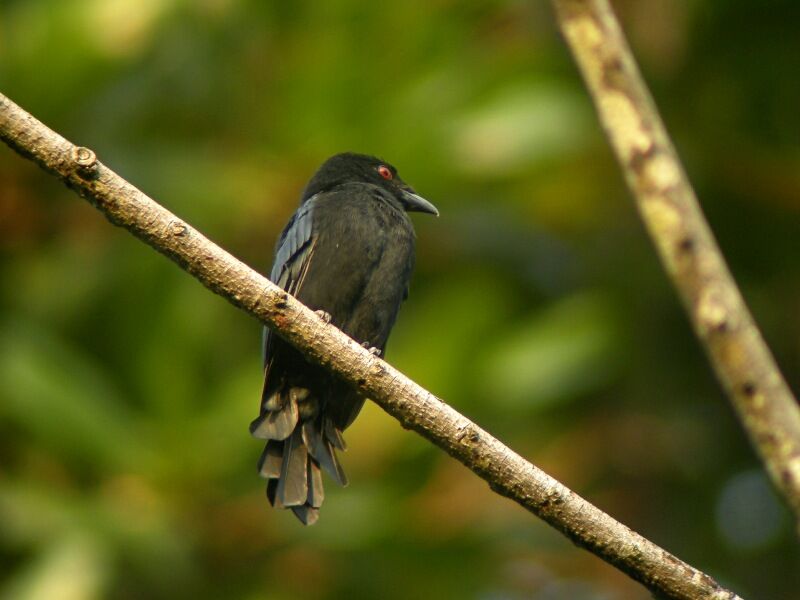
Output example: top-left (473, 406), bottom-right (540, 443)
top-left (377, 165), bottom-right (393, 180)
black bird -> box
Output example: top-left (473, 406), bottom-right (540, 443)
top-left (251, 153), bottom-right (438, 525)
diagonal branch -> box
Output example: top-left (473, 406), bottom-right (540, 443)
top-left (0, 92), bottom-right (742, 599)
top-left (552, 0), bottom-right (800, 531)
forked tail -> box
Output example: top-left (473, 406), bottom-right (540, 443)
top-left (250, 386), bottom-right (348, 525)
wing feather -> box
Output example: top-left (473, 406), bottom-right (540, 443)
top-left (263, 197), bottom-right (319, 371)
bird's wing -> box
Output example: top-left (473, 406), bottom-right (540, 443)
top-left (262, 197), bottom-right (318, 371)
top-left (270, 197), bottom-right (317, 291)
top-left (257, 195), bottom-right (350, 499)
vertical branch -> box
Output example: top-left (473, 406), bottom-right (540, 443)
top-left (552, 0), bottom-right (800, 529)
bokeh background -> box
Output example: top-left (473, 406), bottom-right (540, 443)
top-left (2, 1), bottom-right (800, 598)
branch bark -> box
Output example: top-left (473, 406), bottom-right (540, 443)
top-left (552, 0), bottom-right (800, 531)
top-left (0, 92), bottom-right (742, 599)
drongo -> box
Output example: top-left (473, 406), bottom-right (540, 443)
top-left (251, 153), bottom-right (438, 524)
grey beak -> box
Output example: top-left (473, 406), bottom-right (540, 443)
top-left (401, 190), bottom-right (439, 216)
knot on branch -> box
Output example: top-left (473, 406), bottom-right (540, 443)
top-left (169, 220), bottom-right (188, 237)
top-left (71, 145), bottom-right (97, 177)
top-left (456, 422), bottom-right (481, 445)
top-left (697, 287), bottom-right (730, 334)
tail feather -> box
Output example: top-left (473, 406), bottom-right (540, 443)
top-left (250, 398), bottom-right (298, 440)
top-left (302, 419), bottom-right (347, 486)
top-left (252, 386), bottom-right (348, 524)
top-left (276, 429), bottom-right (309, 507)
top-left (266, 478), bottom-right (278, 507)
top-left (291, 504), bottom-right (319, 525)
top-left (257, 441), bottom-right (283, 479)
top-left (325, 418), bottom-right (347, 450)
top-left (301, 419), bottom-right (324, 460)
top-left (307, 460), bottom-right (324, 508)
top-left (323, 438), bottom-right (348, 487)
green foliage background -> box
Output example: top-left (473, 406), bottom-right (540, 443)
top-left (1, 1), bottom-right (799, 598)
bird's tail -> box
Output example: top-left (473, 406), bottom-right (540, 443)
top-left (250, 386), bottom-right (348, 525)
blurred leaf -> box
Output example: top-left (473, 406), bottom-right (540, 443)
top-left (0, 480), bottom-right (194, 592)
top-left (0, 319), bottom-right (147, 471)
top-left (389, 270), bottom-right (517, 403)
top-left (448, 83), bottom-right (591, 176)
top-left (0, 533), bottom-right (109, 600)
top-left (481, 292), bottom-right (623, 411)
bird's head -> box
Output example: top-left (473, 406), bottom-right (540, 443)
top-left (301, 152), bottom-right (439, 216)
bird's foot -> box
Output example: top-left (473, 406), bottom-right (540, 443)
top-left (362, 342), bottom-right (381, 356)
top-left (315, 310), bottom-right (332, 324)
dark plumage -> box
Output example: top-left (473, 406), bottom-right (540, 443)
top-left (251, 152), bottom-right (438, 525)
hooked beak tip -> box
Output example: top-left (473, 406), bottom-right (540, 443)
top-left (402, 190), bottom-right (439, 217)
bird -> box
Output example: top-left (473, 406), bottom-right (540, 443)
top-left (250, 152), bottom-right (438, 525)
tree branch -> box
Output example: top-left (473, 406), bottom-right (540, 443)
top-left (0, 92), bottom-right (742, 599)
top-left (552, 0), bottom-right (800, 531)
